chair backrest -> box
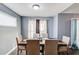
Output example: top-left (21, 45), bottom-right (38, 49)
top-left (16, 36), bottom-right (22, 45)
top-left (62, 36), bottom-right (70, 45)
top-left (27, 40), bottom-right (40, 55)
top-left (40, 33), bottom-right (48, 39)
top-left (44, 40), bottom-right (58, 55)
top-left (16, 37), bottom-right (18, 46)
top-left (33, 33), bottom-right (39, 39)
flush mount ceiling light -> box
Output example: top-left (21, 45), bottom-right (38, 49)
top-left (32, 4), bottom-right (40, 10)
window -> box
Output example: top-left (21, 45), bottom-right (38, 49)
top-left (40, 20), bottom-right (47, 34)
top-left (36, 19), bottom-right (40, 33)
top-left (28, 18), bottom-right (47, 39)
top-left (28, 19), bottom-right (36, 39)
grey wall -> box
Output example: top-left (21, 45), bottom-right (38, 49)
top-left (0, 26), bottom-right (17, 54)
top-left (17, 16), bottom-right (21, 36)
top-left (21, 16), bottom-right (28, 39)
top-left (21, 16), bottom-right (57, 39)
top-left (47, 18), bottom-right (53, 38)
top-left (52, 15), bottom-right (58, 39)
top-left (47, 16), bottom-right (58, 39)
top-left (21, 13), bottom-right (79, 41)
top-left (58, 13), bottom-right (79, 39)
top-left (0, 3), bottom-right (21, 54)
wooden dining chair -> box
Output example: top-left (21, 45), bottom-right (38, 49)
top-left (58, 36), bottom-right (70, 55)
top-left (44, 40), bottom-right (58, 55)
top-left (27, 40), bottom-right (40, 55)
top-left (16, 37), bottom-right (27, 55)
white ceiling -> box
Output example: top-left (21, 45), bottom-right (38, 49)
top-left (62, 3), bottom-right (79, 13)
top-left (4, 3), bottom-right (72, 16)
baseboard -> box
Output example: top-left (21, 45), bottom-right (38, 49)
top-left (5, 46), bottom-right (17, 55)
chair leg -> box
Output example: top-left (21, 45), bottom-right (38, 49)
top-left (26, 50), bottom-right (27, 55)
top-left (58, 52), bottom-right (67, 55)
top-left (20, 50), bottom-right (22, 53)
top-left (17, 47), bottom-right (20, 55)
top-left (17, 49), bottom-right (19, 55)
top-left (25, 46), bottom-right (27, 55)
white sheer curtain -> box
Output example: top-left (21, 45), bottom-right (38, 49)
top-left (28, 17), bottom-right (47, 39)
top-left (28, 18), bottom-right (36, 39)
top-left (40, 20), bottom-right (47, 34)
top-left (40, 19), bottom-right (47, 39)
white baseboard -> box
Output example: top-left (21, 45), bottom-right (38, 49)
top-left (5, 46), bottom-right (17, 55)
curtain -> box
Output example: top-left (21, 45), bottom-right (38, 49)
top-left (71, 19), bottom-right (78, 49)
top-left (28, 17), bottom-right (47, 39)
top-left (40, 20), bottom-right (47, 34)
top-left (40, 19), bottom-right (47, 39)
top-left (76, 20), bottom-right (79, 48)
top-left (28, 18), bottom-right (36, 39)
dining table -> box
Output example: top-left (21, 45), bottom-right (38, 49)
top-left (19, 39), bottom-right (67, 55)
top-left (19, 39), bottom-right (67, 47)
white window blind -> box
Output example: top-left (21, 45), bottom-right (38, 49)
top-left (28, 18), bottom-right (47, 39)
top-left (28, 19), bottom-right (36, 39)
top-left (0, 11), bottom-right (16, 27)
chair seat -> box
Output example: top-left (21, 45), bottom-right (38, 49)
top-left (18, 46), bottom-right (26, 50)
top-left (58, 46), bottom-right (68, 52)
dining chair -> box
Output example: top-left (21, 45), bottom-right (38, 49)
top-left (44, 40), bottom-right (58, 55)
top-left (62, 36), bottom-right (70, 45)
top-left (27, 40), bottom-right (40, 55)
top-left (16, 37), bottom-right (27, 55)
top-left (58, 36), bottom-right (70, 55)
top-left (40, 33), bottom-right (48, 39)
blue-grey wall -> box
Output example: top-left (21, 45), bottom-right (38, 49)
top-left (47, 17), bottom-right (54, 38)
top-left (21, 13), bottom-right (79, 41)
top-left (58, 13), bottom-right (79, 39)
top-left (21, 16), bottom-right (56, 39)
top-left (47, 16), bottom-right (58, 39)
top-left (21, 16), bottom-right (28, 39)
top-left (52, 15), bottom-right (58, 39)
top-left (0, 3), bottom-right (21, 54)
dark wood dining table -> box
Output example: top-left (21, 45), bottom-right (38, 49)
top-left (19, 39), bottom-right (67, 46)
top-left (19, 39), bottom-right (67, 55)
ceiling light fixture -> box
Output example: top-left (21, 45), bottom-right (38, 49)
top-left (32, 4), bottom-right (40, 10)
